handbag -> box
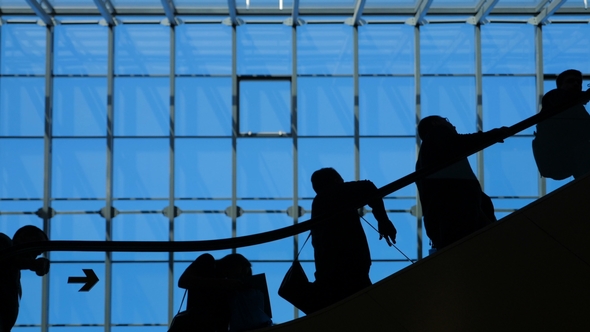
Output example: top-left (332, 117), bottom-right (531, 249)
top-left (278, 233), bottom-right (315, 314)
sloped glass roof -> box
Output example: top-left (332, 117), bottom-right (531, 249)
top-left (1, 0), bottom-right (589, 19)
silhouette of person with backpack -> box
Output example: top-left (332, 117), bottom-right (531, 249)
top-left (174, 253), bottom-right (271, 332)
top-left (0, 225), bottom-right (50, 332)
top-left (532, 69), bottom-right (590, 180)
top-left (308, 167), bottom-right (397, 313)
top-left (416, 116), bottom-right (507, 251)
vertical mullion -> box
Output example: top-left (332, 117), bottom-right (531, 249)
top-left (475, 24), bottom-right (484, 185)
top-left (535, 24), bottom-right (546, 197)
top-left (168, 23), bottom-right (176, 323)
top-left (353, 25), bottom-right (360, 182)
top-left (291, 21), bottom-right (299, 320)
top-left (414, 25), bottom-right (423, 261)
top-left (231, 24), bottom-right (238, 246)
top-left (41, 24), bottom-right (54, 332)
top-left (105, 23), bottom-right (115, 332)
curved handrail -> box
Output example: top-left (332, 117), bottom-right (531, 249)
top-left (1, 89), bottom-right (589, 261)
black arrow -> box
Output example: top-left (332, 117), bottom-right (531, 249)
top-left (68, 269), bottom-right (99, 292)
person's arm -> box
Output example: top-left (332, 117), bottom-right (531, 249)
top-left (355, 181), bottom-right (397, 246)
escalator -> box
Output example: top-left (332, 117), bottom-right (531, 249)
top-left (261, 173), bottom-right (590, 332)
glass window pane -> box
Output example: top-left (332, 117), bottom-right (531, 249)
top-left (1, 24), bottom-right (46, 75)
top-left (113, 138), bottom-right (169, 198)
top-left (114, 77), bottom-right (169, 136)
top-left (483, 76), bottom-right (536, 133)
top-left (173, 200), bottom-right (232, 261)
top-left (298, 138), bottom-right (354, 198)
top-left (0, 139), bottom-right (44, 199)
top-left (0, 201), bottom-right (43, 237)
top-left (298, 77), bottom-right (353, 136)
top-left (360, 138), bottom-right (416, 197)
top-left (175, 138), bottom-right (232, 198)
top-left (237, 24), bottom-right (292, 75)
top-left (115, 25), bottom-right (170, 75)
top-left (543, 24), bottom-right (590, 74)
top-left (53, 77), bottom-right (107, 137)
top-left (239, 80), bottom-right (290, 134)
top-left (50, 201), bottom-right (106, 262)
top-left (112, 201), bottom-right (169, 261)
top-left (360, 77), bottom-right (414, 136)
top-left (297, 24), bottom-right (353, 75)
top-left (112, 263), bottom-right (168, 324)
top-left (236, 201), bottom-right (292, 260)
top-left (54, 25), bottom-right (108, 75)
top-left (49, 263), bottom-right (105, 325)
top-left (421, 23), bottom-right (474, 74)
top-left (483, 137), bottom-right (538, 197)
top-left (359, 24), bottom-right (414, 75)
top-left (15, 270), bottom-right (43, 325)
top-left (175, 77), bottom-right (231, 136)
top-left (421, 76), bottom-right (476, 133)
top-left (237, 138), bottom-right (292, 198)
top-left (482, 23), bottom-right (535, 74)
top-left (176, 24), bottom-right (232, 75)
top-left (52, 138), bottom-right (105, 199)
top-left (0, 77), bottom-right (45, 136)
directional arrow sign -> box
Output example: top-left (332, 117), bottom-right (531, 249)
top-left (68, 269), bottom-right (99, 292)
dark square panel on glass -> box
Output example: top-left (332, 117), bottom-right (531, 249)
top-left (239, 79), bottom-right (291, 135)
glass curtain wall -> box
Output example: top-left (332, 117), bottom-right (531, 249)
top-left (1, 15), bottom-right (589, 330)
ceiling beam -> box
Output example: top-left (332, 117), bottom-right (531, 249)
top-left (467, 0), bottom-right (500, 25)
top-left (406, 0), bottom-right (433, 26)
top-left (92, 0), bottom-right (116, 26)
top-left (24, 0), bottom-right (53, 26)
top-left (160, 0), bottom-right (178, 25)
top-left (528, 0), bottom-right (567, 25)
top-left (345, 0), bottom-right (367, 26)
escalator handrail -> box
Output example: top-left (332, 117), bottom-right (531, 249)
top-left (2, 89), bottom-right (589, 260)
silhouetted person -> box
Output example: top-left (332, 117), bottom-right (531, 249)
top-left (416, 116), bottom-right (506, 251)
top-left (308, 167), bottom-right (397, 313)
top-left (177, 253), bottom-right (271, 332)
top-left (0, 225), bottom-right (50, 332)
top-left (533, 69), bottom-right (590, 180)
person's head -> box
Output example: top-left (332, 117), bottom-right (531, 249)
top-left (417, 116), bottom-right (456, 141)
top-left (311, 167), bottom-right (344, 194)
top-left (556, 69), bottom-right (582, 92)
top-left (217, 253), bottom-right (252, 278)
top-left (13, 225), bottom-right (48, 260)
